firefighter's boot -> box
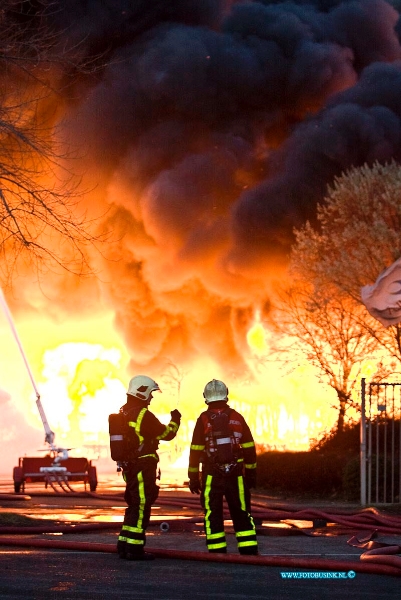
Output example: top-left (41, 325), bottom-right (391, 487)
top-left (117, 540), bottom-right (127, 559)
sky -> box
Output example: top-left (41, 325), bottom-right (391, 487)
top-left (1, 0), bottom-right (401, 475)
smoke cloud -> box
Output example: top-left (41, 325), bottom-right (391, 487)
top-left (6, 0), bottom-right (401, 376)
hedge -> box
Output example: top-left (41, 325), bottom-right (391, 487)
top-left (256, 451), bottom-right (359, 499)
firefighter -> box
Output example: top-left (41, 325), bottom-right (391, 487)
top-left (188, 379), bottom-right (258, 555)
top-left (117, 375), bottom-right (181, 561)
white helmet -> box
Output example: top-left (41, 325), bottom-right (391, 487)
top-left (203, 379), bottom-right (228, 403)
top-left (127, 375), bottom-right (160, 402)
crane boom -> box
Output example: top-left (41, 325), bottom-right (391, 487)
top-left (0, 288), bottom-right (56, 449)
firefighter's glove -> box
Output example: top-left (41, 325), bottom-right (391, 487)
top-left (245, 470), bottom-right (257, 489)
top-left (189, 476), bottom-right (201, 495)
top-left (170, 409), bottom-right (181, 424)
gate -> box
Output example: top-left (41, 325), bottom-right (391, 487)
top-left (360, 378), bottom-right (401, 505)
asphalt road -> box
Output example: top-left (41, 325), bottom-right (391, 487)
top-left (1, 548), bottom-right (400, 600)
top-left (0, 478), bottom-right (400, 599)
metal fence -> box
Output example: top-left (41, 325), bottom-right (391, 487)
top-left (360, 378), bottom-right (401, 505)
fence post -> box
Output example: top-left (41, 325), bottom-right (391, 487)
top-left (360, 378), bottom-right (367, 506)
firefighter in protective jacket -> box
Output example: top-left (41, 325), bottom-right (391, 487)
top-left (188, 379), bottom-right (258, 555)
top-left (117, 375), bottom-right (181, 561)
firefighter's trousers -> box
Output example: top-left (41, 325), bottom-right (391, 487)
top-left (201, 468), bottom-right (258, 555)
top-left (117, 457), bottom-right (159, 556)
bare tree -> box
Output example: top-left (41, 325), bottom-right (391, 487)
top-left (272, 160), bottom-right (401, 432)
top-left (273, 280), bottom-right (380, 432)
top-left (0, 0), bottom-right (103, 284)
top-left (160, 359), bottom-right (187, 403)
top-left (292, 160), bottom-right (401, 363)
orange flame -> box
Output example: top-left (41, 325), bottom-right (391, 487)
top-left (1, 308), bottom-right (340, 476)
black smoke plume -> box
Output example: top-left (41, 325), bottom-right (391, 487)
top-left (6, 0), bottom-right (401, 375)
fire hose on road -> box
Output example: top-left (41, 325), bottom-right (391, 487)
top-left (0, 535), bottom-right (400, 577)
top-left (1, 493), bottom-right (401, 576)
top-left (7, 491), bottom-right (401, 534)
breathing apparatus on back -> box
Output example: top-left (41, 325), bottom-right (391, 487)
top-left (108, 375), bottom-right (160, 470)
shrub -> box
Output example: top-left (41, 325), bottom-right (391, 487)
top-left (309, 423), bottom-right (360, 454)
top-left (256, 451), bottom-right (345, 497)
top-left (342, 457), bottom-right (360, 501)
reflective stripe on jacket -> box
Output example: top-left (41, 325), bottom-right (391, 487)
top-left (122, 398), bottom-right (179, 461)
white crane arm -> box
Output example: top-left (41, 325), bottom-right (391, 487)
top-left (0, 289), bottom-right (56, 449)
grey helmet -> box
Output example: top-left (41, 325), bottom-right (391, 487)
top-left (203, 379), bottom-right (228, 404)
